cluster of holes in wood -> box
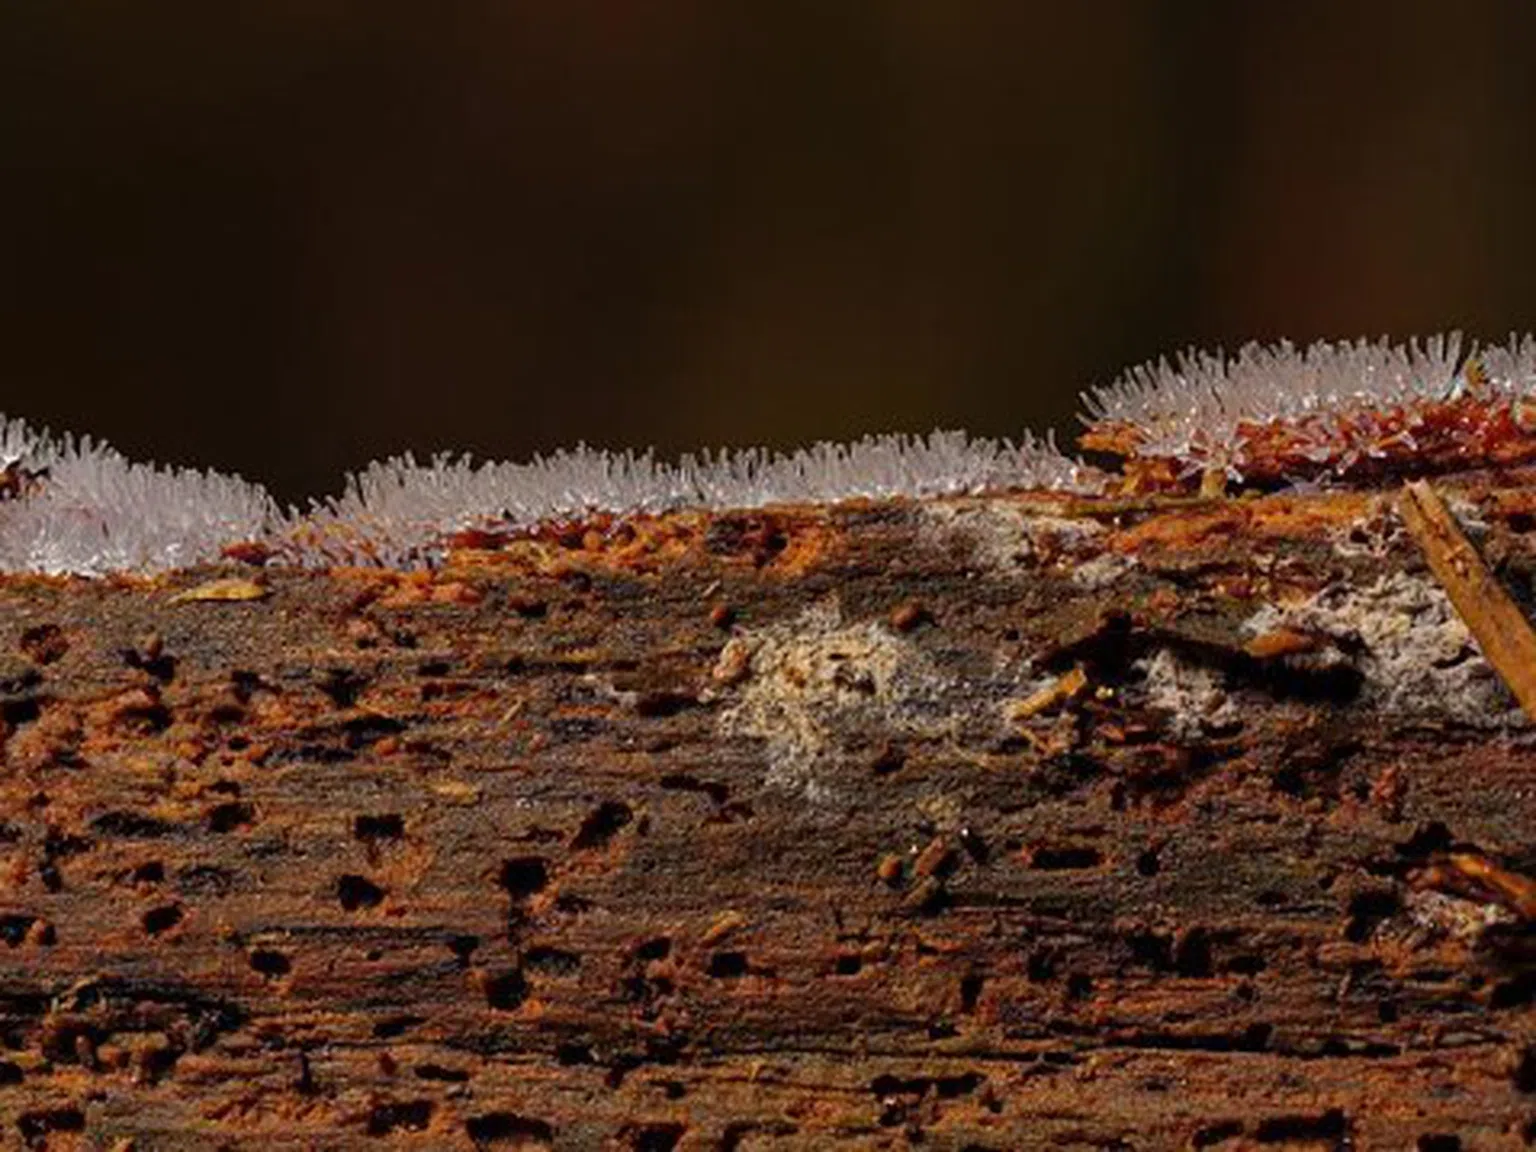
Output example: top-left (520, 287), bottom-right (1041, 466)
top-left (0, 1080), bottom-right (1501, 1149)
top-left (1190, 1112), bottom-right (1481, 1151)
top-left (5, 575), bottom-right (1533, 1149)
top-left (363, 1100), bottom-right (692, 1150)
top-left (1, 978), bottom-right (248, 1143)
top-left (0, 615), bottom-right (706, 1146)
top-left (1193, 1110), bottom-right (1350, 1146)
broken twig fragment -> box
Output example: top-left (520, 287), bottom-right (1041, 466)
top-left (701, 910), bottom-right (748, 945)
top-left (168, 576), bottom-right (269, 603)
top-left (1009, 665), bottom-right (1088, 722)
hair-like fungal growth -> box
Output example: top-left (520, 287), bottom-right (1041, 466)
top-left (0, 414), bottom-right (277, 576)
top-left (5, 330), bottom-right (1533, 575)
top-left (281, 430), bottom-right (1097, 567)
top-left (1080, 332), bottom-right (1536, 491)
top-left (0, 419), bottom-right (1092, 574)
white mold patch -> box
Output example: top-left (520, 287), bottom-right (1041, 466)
top-left (1327, 498), bottom-right (1404, 561)
top-left (1243, 572), bottom-right (1523, 726)
top-left (713, 599), bottom-right (957, 800)
top-left (1331, 492), bottom-right (1491, 563)
top-left (1403, 888), bottom-right (1515, 943)
top-left (1132, 648), bottom-right (1241, 741)
top-left (1070, 550), bottom-right (1137, 590)
top-left (918, 501), bottom-right (1111, 576)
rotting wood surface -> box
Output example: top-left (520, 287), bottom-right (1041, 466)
top-left (0, 481), bottom-right (1534, 1150)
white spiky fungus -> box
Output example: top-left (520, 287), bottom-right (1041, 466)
top-left (1080, 332), bottom-right (1536, 488)
top-left (7, 330), bottom-right (1532, 575)
top-left (0, 418), bottom-right (1094, 574)
top-left (0, 414), bottom-right (276, 576)
top-left (281, 430), bottom-right (1098, 568)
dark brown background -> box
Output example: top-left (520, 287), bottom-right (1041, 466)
top-left (4, 2), bottom-right (1535, 505)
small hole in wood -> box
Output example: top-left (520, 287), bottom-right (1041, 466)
top-left (249, 949), bottom-right (291, 978)
top-left (354, 813), bottom-right (404, 841)
top-left (130, 860), bottom-right (165, 885)
top-left (571, 801), bottom-right (632, 850)
top-left (336, 874), bottom-right (385, 911)
top-left (708, 951), bottom-right (748, 979)
top-left (372, 1015), bottom-right (423, 1039)
top-left (465, 1112), bottom-right (553, 1146)
top-left (207, 802), bottom-right (255, 834)
top-left (1030, 845), bottom-right (1103, 870)
top-left (628, 1123), bottom-right (685, 1151)
top-left (17, 1108), bottom-right (84, 1144)
top-left (485, 969), bottom-right (529, 1011)
top-left (366, 1100), bottom-right (433, 1136)
top-left (142, 904), bottom-right (183, 935)
top-left (499, 857), bottom-right (550, 900)
top-left (635, 936), bottom-right (671, 962)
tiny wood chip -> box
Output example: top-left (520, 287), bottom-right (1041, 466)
top-left (169, 577), bottom-right (269, 604)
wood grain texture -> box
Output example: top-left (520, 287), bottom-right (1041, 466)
top-left (1, 485), bottom-right (1534, 1150)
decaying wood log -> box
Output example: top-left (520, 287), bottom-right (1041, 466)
top-left (1, 477), bottom-right (1534, 1150)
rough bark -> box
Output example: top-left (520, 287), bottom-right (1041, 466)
top-left (0, 481), bottom-right (1533, 1150)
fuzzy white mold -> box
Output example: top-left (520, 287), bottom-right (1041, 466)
top-left (1478, 332), bottom-right (1536, 397)
top-left (713, 598), bottom-right (957, 801)
top-left (1242, 573), bottom-right (1524, 727)
top-left (284, 430), bottom-right (1097, 568)
top-left (0, 415), bottom-right (276, 576)
top-left (0, 417), bottom-right (1093, 574)
top-left (4, 329), bottom-right (1530, 574)
top-left (1081, 331), bottom-right (1536, 480)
